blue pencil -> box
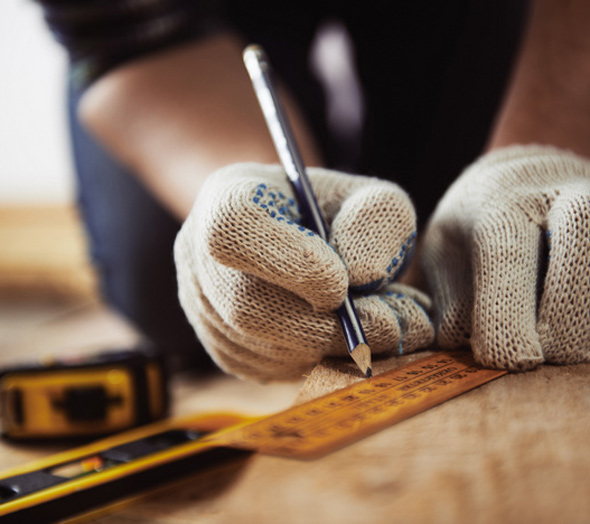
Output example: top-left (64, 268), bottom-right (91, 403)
top-left (243, 44), bottom-right (372, 378)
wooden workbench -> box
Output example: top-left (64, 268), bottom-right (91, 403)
top-left (1, 301), bottom-right (589, 524)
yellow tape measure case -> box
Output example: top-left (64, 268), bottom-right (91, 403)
top-left (0, 347), bottom-right (169, 440)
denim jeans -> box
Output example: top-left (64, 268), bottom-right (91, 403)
top-left (67, 87), bottom-right (210, 369)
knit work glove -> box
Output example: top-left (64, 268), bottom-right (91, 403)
top-left (422, 145), bottom-right (590, 370)
top-left (175, 163), bottom-right (434, 381)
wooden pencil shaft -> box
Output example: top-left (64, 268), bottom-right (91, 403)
top-left (243, 45), bottom-right (370, 356)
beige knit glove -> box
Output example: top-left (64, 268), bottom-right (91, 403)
top-left (422, 145), bottom-right (590, 370)
top-left (174, 163), bottom-right (434, 381)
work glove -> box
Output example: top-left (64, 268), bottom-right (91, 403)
top-left (174, 163), bottom-right (434, 381)
top-left (422, 145), bottom-right (590, 370)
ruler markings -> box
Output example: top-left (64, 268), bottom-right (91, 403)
top-left (209, 352), bottom-right (505, 457)
top-left (270, 363), bottom-right (461, 437)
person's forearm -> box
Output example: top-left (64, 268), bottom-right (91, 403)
top-left (78, 32), bottom-right (322, 220)
top-left (488, 0), bottom-right (590, 158)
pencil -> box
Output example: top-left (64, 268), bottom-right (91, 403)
top-left (243, 44), bottom-right (372, 378)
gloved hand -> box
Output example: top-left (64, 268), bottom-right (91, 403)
top-left (174, 163), bottom-right (434, 381)
top-left (422, 145), bottom-right (590, 370)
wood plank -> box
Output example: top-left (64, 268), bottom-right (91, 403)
top-left (0, 210), bottom-right (588, 522)
top-left (86, 357), bottom-right (590, 524)
top-left (0, 205), bottom-right (97, 300)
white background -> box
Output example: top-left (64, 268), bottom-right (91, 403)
top-left (0, 0), bottom-right (73, 204)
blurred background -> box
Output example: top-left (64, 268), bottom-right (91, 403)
top-left (0, 6), bottom-right (302, 463)
top-left (0, 0), bottom-right (317, 419)
top-left (0, 0), bottom-right (367, 360)
top-left (0, 1), bottom-right (362, 304)
top-left (0, 0), bottom-right (97, 302)
top-left (0, 0), bottom-right (139, 373)
top-left (1, 0), bottom-right (72, 204)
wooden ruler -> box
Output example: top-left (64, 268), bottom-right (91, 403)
top-left (204, 350), bottom-right (506, 458)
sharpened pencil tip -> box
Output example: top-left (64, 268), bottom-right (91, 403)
top-left (350, 343), bottom-right (372, 378)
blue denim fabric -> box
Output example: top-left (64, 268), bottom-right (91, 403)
top-left (67, 86), bottom-right (210, 370)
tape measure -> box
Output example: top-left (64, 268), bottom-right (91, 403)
top-left (0, 345), bottom-right (168, 440)
top-left (0, 351), bottom-right (506, 522)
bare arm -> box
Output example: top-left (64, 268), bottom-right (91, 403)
top-left (488, 0), bottom-right (590, 157)
top-left (78, 32), bottom-right (322, 220)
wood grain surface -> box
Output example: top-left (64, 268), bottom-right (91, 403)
top-left (1, 297), bottom-right (589, 523)
top-left (0, 205), bottom-right (97, 300)
top-left (29, 352), bottom-right (589, 524)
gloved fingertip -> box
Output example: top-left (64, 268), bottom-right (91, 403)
top-left (474, 351), bottom-right (544, 372)
top-left (330, 182), bottom-right (417, 289)
top-left (471, 332), bottom-right (544, 371)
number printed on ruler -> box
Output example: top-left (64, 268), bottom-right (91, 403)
top-left (207, 351), bottom-right (506, 459)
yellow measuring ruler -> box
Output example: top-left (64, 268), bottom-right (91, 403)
top-left (0, 351), bottom-right (506, 522)
top-left (205, 350), bottom-right (506, 458)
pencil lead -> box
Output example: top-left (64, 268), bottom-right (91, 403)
top-left (350, 343), bottom-right (372, 378)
